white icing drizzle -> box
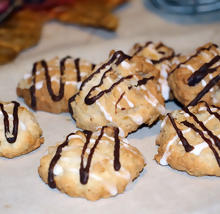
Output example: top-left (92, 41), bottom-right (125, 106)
top-left (159, 135), bottom-right (178, 165)
top-left (159, 77), bottom-right (170, 101)
top-left (121, 61), bottom-right (131, 70)
top-left (80, 72), bottom-right (88, 77)
top-left (160, 64), bottom-right (169, 79)
top-left (69, 135), bottom-right (83, 140)
top-left (53, 164), bottom-right (63, 176)
top-left (181, 64), bottom-right (195, 72)
top-left (114, 167), bottom-right (131, 180)
top-left (35, 81), bottom-right (44, 90)
top-left (117, 87), bottom-right (134, 108)
top-left (160, 108), bottom-right (219, 165)
top-left (24, 73), bottom-right (31, 79)
top-left (190, 142), bottom-right (208, 156)
top-left (201, 79), bottom-right (207, 87)
top-left (161, 116), bottom-right (167, 128)
top-left (65, 81), bottom-right (77, 86)
top-left (172, 58), bottom-right (180, 65)
top-left (96, 100), bottom-right (113, 122)
top-left (145, 58), bottom-right (153, 64)
top-left (129, 114), bottom-right (143, 125)
top-left (51, 76), bottom-right (59, 83)
top-left (106, 184), bottom-right (118, 196)
top-left (20, 121), bottom-right (26, 131)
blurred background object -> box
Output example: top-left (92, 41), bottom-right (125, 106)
top-left (146, 0), bottom-right (220, 23)
top-left (149, 0), bottom-right (220, 14)
top-left (0, 0), bottom-right (129, 65)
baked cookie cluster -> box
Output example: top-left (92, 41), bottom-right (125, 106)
top-left (4, 41), bottom-right (219, 201)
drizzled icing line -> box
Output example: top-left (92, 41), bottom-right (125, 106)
top-left (132, 41), bottom-right (175, 65)
top-left (29, 56), bottom-right (87, 110)
top-left (160, 103), bottom-right (220, 166)
top-left (169, 43), bottom-right (218, 75)
top-left (0, 101), bottom-right (20, 144)
top-left (48, 127), bottom-right (122, 188)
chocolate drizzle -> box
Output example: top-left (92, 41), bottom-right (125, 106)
top-left (181, 120), bottom-right (220, 167)
top-left (0, 101), bottom-right (20, 144)
top-left (80, 130), bottom-right (93, 184)
top-left (187, 55), bottom-right (220, 86)
top-left (201, 101), bottom-right (220, 121)
top-left (135, 76), bottom-right (154, 87)
top-left (168, 104), bottom-right (220, 166)
top-left (132, 41), bottom-right (152, 56)
top-left (80, 127), bottom-right (121, 184)
top-left (113, 127), bottom-right (121, 171)
top-left (48, 133), bottom-right (75, 188)
top-left (30, 56), bottom-right (84, 110)
top-left (68, 51), bottom-right (131, 112)
top-left (80, 51), bottom-right (131, 92)
top-left (170, 43), bottom-right (218, 75)
top-left (79, 51), bottom-right (131, 105)
top-left (183, 106), bottom-right (220, 150)
top-left (48, 127), bottom-right (122, 188)
top-left (168, 113), bottom-right (194, 152)
top-left (187, 74), bottom-right (220, 107)
top-left (132, 41), bottom-right (175, 65)
top-left (151, 42), bottom-right (175, 64)
top-left (85, 75), bottom-right (133, 105)
top-left (74, 58), bottom-right (81, 82)
top-left (115, 92), bottom-right (125, 113)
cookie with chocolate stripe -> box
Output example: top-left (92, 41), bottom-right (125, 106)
top-left (129, 41), bottom-right (175, 101)
top-left (69, 50), bottom-right (165, 137)
top-left (168, 43), bottom-right (220, 107)
top-left (17, 56), bottom-right (95, 113)
top-left (38, 126), bottom-right (145, 201)
top-left (0, 101), bottom-right (44, 158)
top-left (155, 101), bottom-right (220, 176)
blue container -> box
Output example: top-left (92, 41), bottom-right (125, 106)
top-left (150, 0), bottom-right (220, 14)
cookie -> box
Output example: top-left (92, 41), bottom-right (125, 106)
top-left (130, 41), bottom-right (175, 101)
top-left (38, 126), bottom-right (145, 201)
top-left (168, 43), bottom-right (220, 107)
top-left (0, 101), bottom-right (44, 158)
top-left (69, 50), bottom-right (165, 137)
top-left (155, 101), bottom-right (220, 176)
top-left (17, 56), bottom-right (95, 113)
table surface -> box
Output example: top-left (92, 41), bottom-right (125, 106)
top-left (0, 1), bottom-right (220, 213)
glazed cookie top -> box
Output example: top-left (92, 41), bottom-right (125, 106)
top-left (17, 56), bottom-right (95, 113)
top-left (169, 43), bottom-right (220, 107)
top-left (129, 41), bottom-right (175, 101)
top-left (69, 50), bottom-right (165, 136)
top-left (0, 101), bottom-right (44, 158)
top-left (38, 126), bottom-right (145, 201)
top-left (155, 101), bottom-right (220, 176)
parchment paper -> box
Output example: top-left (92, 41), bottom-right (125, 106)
top-left (0, 1), bottom-right (220, 212)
